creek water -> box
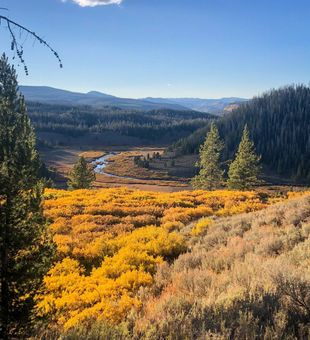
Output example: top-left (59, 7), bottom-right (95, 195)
top-left (92, 153), bottom-right (117, 174)
top-left (92, 152), bottom-right (138, 181)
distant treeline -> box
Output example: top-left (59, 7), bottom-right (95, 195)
top-left (27, 102), bottom-right (212, 143)
top-left (172, 85), bottom-right (310, 183)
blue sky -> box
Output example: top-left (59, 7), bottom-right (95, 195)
top-left (1, 0), bottom-right (310, 98)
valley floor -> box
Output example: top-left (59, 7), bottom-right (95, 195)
top-left (40, 145), bottom-right (308, 194)
top-left (40, 146), bottom-right (191, 192)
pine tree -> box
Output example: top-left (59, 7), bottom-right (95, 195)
top-left (68, 156), bottom-right (95, 190)
top-left (0, 55), bottom-right (54, 339)
top-left (227, 125), bottom-right (261, 190)
top-left (191, 122), bottom-right (224, 190)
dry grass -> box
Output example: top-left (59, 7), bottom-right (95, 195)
top-left (94, 175), bottom-right (189, 192)
top-left (104, 151), bottom-right (170, 180)
top-left (79, 151), bottom-right (105, 159)
top-left (131, 194), bottom-right (310, 339)
top-left (40, 147), bottom-right (191, 192)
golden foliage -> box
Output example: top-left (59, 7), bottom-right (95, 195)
top-left (192, 217), bottom-right (213, 235)
top-left (37, 187), bottom-right (291, 330)
top-left (134, 194), bottom-right (310, 339)
top-left (36, 226), bottom-right (183, 329)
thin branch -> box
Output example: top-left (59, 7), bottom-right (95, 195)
top-left (0, 15), bottom-right (62, 74)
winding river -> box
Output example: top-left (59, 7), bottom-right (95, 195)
top-left (92, 153), bottom-right (116, 174)
top-left (92, 152), bottom-right (138, 181)
top-left (91, 152), bottom-right (189, 191)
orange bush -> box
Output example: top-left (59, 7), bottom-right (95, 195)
top-left (38, 187), bottom-right (288, 330)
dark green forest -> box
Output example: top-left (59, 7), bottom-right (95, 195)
top-left (172, 85), bottom-right (310, 183)
top-left (27, 102), bottom-right (212, 144)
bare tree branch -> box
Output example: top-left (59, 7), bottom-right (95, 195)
top-left (0, 15), bottom-right (62, 75)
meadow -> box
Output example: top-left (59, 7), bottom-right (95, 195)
top-left (35, 188), bottom-right (303, 336)
top-left (40, 146), bottom-right (191, 192)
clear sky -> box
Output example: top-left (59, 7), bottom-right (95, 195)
top-left (1, 0), bottom-right (310, 98)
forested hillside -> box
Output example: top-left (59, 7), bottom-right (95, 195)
top-left (27, 102), bottom-right (212, 145)
top-left (172, 85), bottom-right (310, 183)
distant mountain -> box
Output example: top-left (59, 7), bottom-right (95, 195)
top-left (143, 97), bottom-right (248, 115)
top-left (19, 86), bottom-right (189, 111)
top-left (19, 86), bottom-right (247, 114)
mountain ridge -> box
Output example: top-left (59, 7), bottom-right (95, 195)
top-left (19, 86), bottom-right (188, 111)
top-left (20, 85), bottom-right (246, 114)
top-left (143, 97), bottom-right (248, 114)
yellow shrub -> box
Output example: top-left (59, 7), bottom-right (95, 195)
top-left (192, 217), bottom-right (213, 236)
top-left (38, 187), bottom-right (287, 330)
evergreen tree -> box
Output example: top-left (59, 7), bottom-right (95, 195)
top-left (227, 125), bottom-right (261, 190)
top-left (174, 85), bottom-right (310, 184)
top-left (68, 156), bottom-right (95, 189)
top-left (0, 55), bottom-right (54, 339)
top-left (191, 122), bottom-right (224, 190)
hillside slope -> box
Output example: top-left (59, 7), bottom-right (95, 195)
top-left (40, 191), bottom-right (310, 339)
top-left (173, 85), bottom-right (310, 183)
top-left (36, 189), bottom-right (284, 336)
top-left (28, 102), bottom-right (213, 146)
top-left (129, 193), bottom-right (310, 339)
